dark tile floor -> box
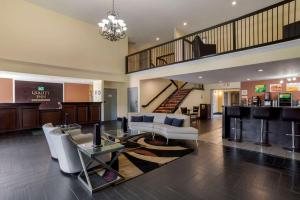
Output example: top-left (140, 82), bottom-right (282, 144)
top-left (0, 120), bottom-right (300, 200)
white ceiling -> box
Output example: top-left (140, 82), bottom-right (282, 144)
top-left (25, 0), bottom-right (281, 48)
top-left (167, 58), bottom-right (300, 84)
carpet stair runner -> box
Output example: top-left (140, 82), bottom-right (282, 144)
top-left (154, 89), bottom-right (192, 113)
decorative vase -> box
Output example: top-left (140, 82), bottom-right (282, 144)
top-left (93, 123), bottom-right (102, 147)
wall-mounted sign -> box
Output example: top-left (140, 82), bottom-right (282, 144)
top-left (286, 82), bottom-right (300, 92)
top-left (15, 81), bottom-right (63, 109)
top-left (255, 85), bottom-right (266, 93)
top-left (241, 90), bottom-right (248, 96)
top-left (270, 84), bottom-right (283, 92)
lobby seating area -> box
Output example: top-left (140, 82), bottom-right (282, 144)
top-left (128, 112), bottom-right (198, 145)
top-left (2, 0), bottom-right (300, 199)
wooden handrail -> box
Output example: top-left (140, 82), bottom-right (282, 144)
top-left (126, 0), bottom-right (300, 74)
top-left (127, 0), bottom-right (295, 57)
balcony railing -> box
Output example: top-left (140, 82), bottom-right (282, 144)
top-left (126, 0), bottom-right (300, 74)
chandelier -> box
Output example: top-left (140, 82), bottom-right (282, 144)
top-left (98, 0), bottom-right (127, 42)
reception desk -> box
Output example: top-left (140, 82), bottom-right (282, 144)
top-left (223, 106), bottom-right (300, 148)
top-left (0, 102), bottom-right (102, 133)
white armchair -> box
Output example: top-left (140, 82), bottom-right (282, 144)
top-left (42, 123), bottom-right (58, 159)
top-left (49, 128), bottom-right (111, 174)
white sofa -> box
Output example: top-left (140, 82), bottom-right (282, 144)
top-left (43, 125), bottom-right (110, 174)
top-left (128, 113), bottom-right (198, 146)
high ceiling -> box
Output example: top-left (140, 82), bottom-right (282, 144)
top-left (167, 58), bottom-right (300, 84)
top-left (25, 0), bottom-right (281, 48)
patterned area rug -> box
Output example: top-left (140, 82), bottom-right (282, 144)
top-left (117, 134), bottom-right (194, 181)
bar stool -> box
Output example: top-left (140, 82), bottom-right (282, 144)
top-left (252, 107), bottom-right (272, 146)
top-left (282, 108), bottom-right (300, 152)
top-left (227, 106), bottom-right (242, 142)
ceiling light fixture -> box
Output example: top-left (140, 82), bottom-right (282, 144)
top-left (292, 77), bottom-right (297, 81)
top-left (183, 22), bottom-right (188, 26)
top-left (232, 1), bottom-right (237, 6)
top-left (287, 78), bottom-right (292, 82)
top-left (98, 0), bottom-right (127, 42)
top-left (156, 37), bottom-right (160, 41)
top-left (247, 78), bottom-right (251, 81)
top-left (280, 80), bottom-right (284, 84)
top-left (198, 76), bottom-right (203, 79)
top-left (258, 69), bottom-right (264, 72)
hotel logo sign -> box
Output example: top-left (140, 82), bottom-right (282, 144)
top-left (31, 86), bottom-right (51, 102)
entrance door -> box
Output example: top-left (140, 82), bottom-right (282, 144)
top-left (104, 88), bottom-right (117, 121)
top-left (128, 87), bottom-right (138, 112)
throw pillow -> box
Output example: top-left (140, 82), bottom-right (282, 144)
top-left (172, 118), bottom-right (184, 127)
top-left (143, 115), bottom-right (154, 123)
top-left (131, 116), bottom-right (143, 122)
top-left (164, 117), bottom-right (174, 125)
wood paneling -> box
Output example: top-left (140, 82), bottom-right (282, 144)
top-left (21, 108), bottom-right (39, 129)
top-left (77, 106), bottom-right (89, 123)
top-left (39, 109), bottom-right (62, 126)
top-left (15, 81), bottom-right (63, 109)
top-left (0, 103), bottom-right (40, 133)
top-left (0, 102), bottom-right (102, 133)
top-left (90, 105), bottom-right (101, 123)
top-left (0, 108), bottom-right (18, 131)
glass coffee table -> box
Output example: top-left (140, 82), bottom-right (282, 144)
top-left (103, 129), bottom-right (144, 143)
top-left (77, 140), bottom-right (125, 193)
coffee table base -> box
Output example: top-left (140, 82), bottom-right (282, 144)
top-left (77, 149), bottom-right (124, 193)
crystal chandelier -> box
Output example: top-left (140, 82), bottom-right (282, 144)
top-left (98, 0), bottom-right (127, 42)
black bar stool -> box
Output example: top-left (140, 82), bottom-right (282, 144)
top-left (282, 108), bottom-right (300, 152)
top-left (252, 107), bottom-right (272, 146)
top-left (227, 106), bottom-right (242, 142)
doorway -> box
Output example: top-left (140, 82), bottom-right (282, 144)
top-left (211, 89), bottom-right (240, 117)
top-left (104, 88), bottom-right (117, 121)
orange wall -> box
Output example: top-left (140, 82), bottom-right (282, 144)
top-left (241, 77), bottom-right (300, 101)
top-left (64, 83), bottom-right (91, 102)
top-left (0, 78), bottom-right (13, 103)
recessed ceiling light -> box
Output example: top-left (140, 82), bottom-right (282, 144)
top-left (247, 78), bottom-right (251, 81)
top-left (258, 69), bottom-right (263, 72)
top-left (232, 1), bottom-right (237, 6)
top-left (198, 76), bottom-right (203, 79)
top-left (280, 80), bottom-right (284, 84)
top-left (183, 22), bottom-right (188, 26)
top-left (292, 77), bottom-right (297, 81)
top-left (287, 78), bottom-right (292, 82)
top-left (156, 37), bottom-right (160, 41)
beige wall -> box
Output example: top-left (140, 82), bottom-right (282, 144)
top-left (0, 0), bottom-right (128, 81)
top-left (104, 81), bottom-right (128, 118)
top-left (0, 78), bottom-right (13, 103)
top-left (140, 78), bottom-right (177, 113)
top-left (64, 83), bottom-right (91, 102)
top-left (175, 90), bottom-right (206, 114)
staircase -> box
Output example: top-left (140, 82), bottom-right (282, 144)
top-left (154, 88), bottom-right (192, 113)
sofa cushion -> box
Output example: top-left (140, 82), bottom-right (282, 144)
top-left (164, 117), bottom-right (173, 125)
top-left (131, 116), bottom-right (143, 122)
top-left (164, 126), bottom-right (198, 135)
top-left (172, 118), bottom-right (184, 127)
top-left (143, 115), bottom-right (154, 123)
top-left (70, 133), bottom-right (93, 144)
top-left (130, 122), bottom-right (154, 128)
top-left (153, 113), bottom-right (167, 124)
